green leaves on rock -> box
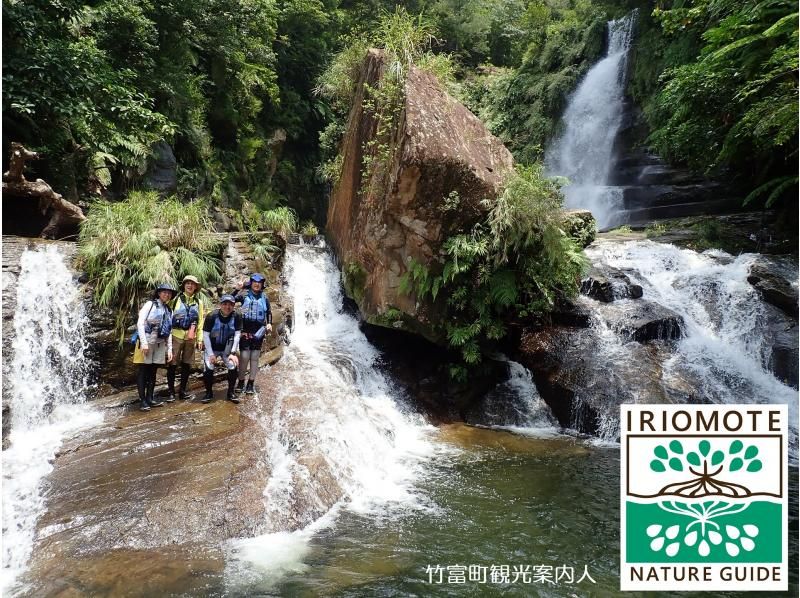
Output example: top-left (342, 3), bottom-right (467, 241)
top-left (400, 165), bottom-right (587, 370)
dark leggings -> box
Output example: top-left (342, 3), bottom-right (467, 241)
top-left (136, 364), bottom-right (158, 404)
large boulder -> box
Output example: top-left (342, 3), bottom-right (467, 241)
top-left (327, 49), bottom-right (514, 342)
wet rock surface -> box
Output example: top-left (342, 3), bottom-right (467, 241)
top-left (580, 265), bottom-right (643, 302)
top-left (592, 299), bottom-right (684, 343)
top-left (23, 393), bottom-right (270, 596)
top-left (747, 259), bottom-right (798, 318)
top-left (514, 326), bottom-right (686, 437)
top-left (361, 322), bottom-right (505, 422)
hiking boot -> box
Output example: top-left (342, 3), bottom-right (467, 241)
top-left (179, 392), bottom-right (193, 401)
top-left (140, 402), bottom-right (151, 412)
top-left (165, 392), bottom-right (177, 403)
top-left (150, 399), bottom-right (164, 407)
top-left (245, 381), bottom-right (255, 395)
top-left (201, 393), bottom-right (213, 404)
top-left (235, 379), bottom-right (245, 394)
top-left (227, 392), bottom-right (241, 404)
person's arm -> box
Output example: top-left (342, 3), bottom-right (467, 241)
top-left (265, 296), bottom-right (273, 329)
top-left (231, 313), bottom-right (243, 353)
top-left (137, 301), bottom-right (153, 349)
top-left (195, 299), bottom-right (206, 348)
top-left (202, 313), bottom-right (215, 356)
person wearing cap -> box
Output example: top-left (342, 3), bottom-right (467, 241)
top-left (133, 283), bottom-right (175, 411)
top-left (200, 294), bottom-right (243, 403)
top-left (165, 275), bottom-right (205, 401)
top-left (234, 272), bottom-right (272, 396)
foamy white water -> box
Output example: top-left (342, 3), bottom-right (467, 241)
top-left (546, 12), bottom-right (636, 229)
top-left (225, 243), bottom-right (439, 591)
top-left (587, 240), bottom-right (799, 453)
top-left (2, 245), bottom-right (102, 595)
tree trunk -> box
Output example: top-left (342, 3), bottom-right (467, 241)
top-left (2, 142), bottom-right (86, 239)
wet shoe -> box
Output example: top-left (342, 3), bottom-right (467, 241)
top-left (140, 402), bottom-right (151, 412)
top-left (235, 380), bottom-right (245, 394)
top-left (150, 399), bottom-right (164, 407)
top-left (179, 392), bottom-right (193, 401)
top-left (245, 381), bottom-right (255, 395)
top-left (165, 392), bottom-right (177, 403)
top-left (227, 393), bottom-right (241, 404)
top-left (201, 393), bottom-right (213, 404)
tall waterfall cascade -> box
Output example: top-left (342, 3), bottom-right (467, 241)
top-left (2, 245), bottom-right (102, 595)
top-left (225, 242), bottom-right (439, 591)
top-left (546, 11), bottom-right (637, 229)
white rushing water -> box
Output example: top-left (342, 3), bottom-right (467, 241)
top-left (586, 240), bottom-right (799, 453)
top-left (546, 12), bottom-right (636, 229)
top-left (2, 245), bottom-right (102, 594)
top-left (225, 243), bottom-right (440, 592)
top-left (480, 358), bottom-right (560, 435)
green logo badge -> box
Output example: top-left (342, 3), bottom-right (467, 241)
top-left (621, 405), bottom-right (787, 591)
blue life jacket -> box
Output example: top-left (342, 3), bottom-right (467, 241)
top-left (172, 295), bottom-right (200, 330)
top-left (144, 300), bottom-right (173, 339)
top-left (241, 292), bottom-right (268, 324)
top-left (210, 311), bottom-right (236, 349)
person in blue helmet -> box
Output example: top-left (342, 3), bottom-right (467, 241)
top-left (234, 272), bottom-right (272, 396)
top-left (133, 283), bottom-right (176, 411)
top-left (200, 294), bottom-right (242, 403)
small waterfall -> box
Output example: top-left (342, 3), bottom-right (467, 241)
top-left (2, 245), bottom-right (102, 594)
top-left (546, 11), bottom-right (637, 229)
top-left (225, 243), bottom-right (436, 591)
top-left (586, 241), bottom-right (799, 454)
top-left (469, 359), bottom-right (559, 433)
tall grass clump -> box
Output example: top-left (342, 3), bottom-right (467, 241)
top-left (261, 206), bottom-right (298, 237)
top-left (315, 7), bottom-right (454, 185)
top-left (78, 191), bottom-right (222, 339)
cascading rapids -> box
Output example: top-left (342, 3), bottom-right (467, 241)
top-left (225, 242), bottom-right (438, 591)
top-left (2, 245), bottom-right (102, 595)
top-left (546, 11), bottom-right (637, 229)
top-left (586, 240), bottom-right (799, 455)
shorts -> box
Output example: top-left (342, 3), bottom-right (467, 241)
top-left (171, 335), bottom-right (197, 365)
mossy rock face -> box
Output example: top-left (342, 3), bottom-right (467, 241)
top-left (342, 261), bottom-right (367, 305)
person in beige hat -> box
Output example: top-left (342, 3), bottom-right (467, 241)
top-left (165, 275), bottom-right (205, 401)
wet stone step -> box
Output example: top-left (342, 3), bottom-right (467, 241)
top-left (581, 266), bottom-right (643, 302)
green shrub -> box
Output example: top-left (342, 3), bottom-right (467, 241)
top-left (261, 206), bottom-right (298, 236)
top-left (300, 221), bottom-right (320, 236)
top-left (400, 164), bottom-right (588, 368)
top-left (77, 191), bottom-right (222, 339)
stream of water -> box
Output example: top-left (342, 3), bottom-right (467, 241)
top-left (546, 12), bottom-right (637, 230)
top-left (1, 245), bottom-right (102, 594)
top-left (586, 241), bottom-right (799, 456)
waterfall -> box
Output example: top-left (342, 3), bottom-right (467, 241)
top-left (546, 11), bottom-right (637, 229)
top-left (470, 358), bottom-right (559, 433)
top-left (586, 241), bottom-right (799, 454)
top-left (225, 243), bottom-right (437, 591)
top-left (2, 245), bottom-right (102, 594)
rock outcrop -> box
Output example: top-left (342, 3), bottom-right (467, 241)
top-left (23, 394), bottom-right (270, 595)
top-left (747, 260), bottom-right (798, 318)
top-left (327, 49), bottom-right (514, 341)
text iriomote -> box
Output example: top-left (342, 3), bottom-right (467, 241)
top-left (424, 564), bottom-right (596, 585)
top-left (626, 409), bottom-right (783, 434)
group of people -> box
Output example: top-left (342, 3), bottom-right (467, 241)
top-left (133, 272), bottom-right (272, 411)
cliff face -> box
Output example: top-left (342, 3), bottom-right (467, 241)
top-left (327, 50), bottom-right (514, 341)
